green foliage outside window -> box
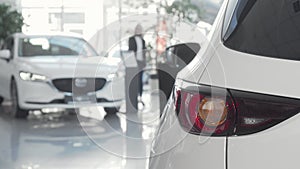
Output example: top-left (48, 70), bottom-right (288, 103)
top-left (0, 4), bottom-right (23, 43)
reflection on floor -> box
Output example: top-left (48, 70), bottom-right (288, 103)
top-left (0, 89), bottom-right (160, 169)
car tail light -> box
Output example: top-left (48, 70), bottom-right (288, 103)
top-left (175, 86), bottom-right (236, 136)
top-left (175, 85), bottom-right (300, 136)
top-left (231, 90), bottom-right (300, 135)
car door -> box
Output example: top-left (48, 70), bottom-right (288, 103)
top-left (0, 36), bottom-right (15, 98)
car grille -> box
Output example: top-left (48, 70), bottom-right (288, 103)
top-left (52, 78), bottom-right (106, 93)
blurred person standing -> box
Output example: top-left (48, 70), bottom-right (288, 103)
top-left (128, 24), bottom-right (146, 100)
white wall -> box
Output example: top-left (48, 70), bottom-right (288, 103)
top-left (20, 0), bottom-right (104, 40)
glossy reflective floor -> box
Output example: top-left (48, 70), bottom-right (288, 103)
top-left (0, 90), bottom-right (160, 169)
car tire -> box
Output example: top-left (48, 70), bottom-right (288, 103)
top-left (11, 79), bottom-right (29, 119)
top-left (104, 107), bottom-right (120, 114)
top-left (0, 96), bottom-right (3, 106)
top-left (66, 108), bottom-right (79, 115)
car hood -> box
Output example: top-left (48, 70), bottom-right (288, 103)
top-left (16, 56), bottom-right (122, 79)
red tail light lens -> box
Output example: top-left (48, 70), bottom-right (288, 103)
top-left (175, 86), bottom-right (236, 136)
top-left (175, 85), bottom-right (300, 136)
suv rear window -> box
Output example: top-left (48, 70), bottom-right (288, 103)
top-left (223, 0), bottom-right (300, 61)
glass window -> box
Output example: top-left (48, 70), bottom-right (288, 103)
top-left (223, 0), bottom-right (300, 61)
top-left (18, 36), bottom-right (97, 57)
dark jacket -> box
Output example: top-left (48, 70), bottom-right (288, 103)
top-left (128, 35), bottom-right (146, 62)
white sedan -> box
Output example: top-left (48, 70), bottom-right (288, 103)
top-left (0, 33), bottom-right (124, 118)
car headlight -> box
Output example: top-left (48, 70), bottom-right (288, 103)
top-left (107, 73), bottom-right (116, 81)
top-left (107, 63), bottom-right (125, 82)
top-left (107, 71), bottom-right (125, 82)
top-left (19, 71), bottom-right (48, 82)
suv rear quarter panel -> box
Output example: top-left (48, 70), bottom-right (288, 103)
top-left (228, 113), bottom-right (300, 169)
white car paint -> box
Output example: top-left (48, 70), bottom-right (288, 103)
top-left (149, 2), bottom-right (228, 168)
top-left (149, 96), bottom-right (227, 169)
top-left (0, 33), bottom-right (124, 110)
top-left (150, 0), bottom-right (300, 168)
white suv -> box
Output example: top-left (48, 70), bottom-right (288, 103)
top-left (150, 0), bottom-right (300, 169)
top-left (0, 33), bottom-right (124, 118)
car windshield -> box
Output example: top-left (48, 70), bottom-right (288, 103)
top-left (18, 36), bottom-right (98, 57)
top-left (223, 0), bottom-right (300, 61)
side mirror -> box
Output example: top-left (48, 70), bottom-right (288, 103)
top-left (165, 43), bottom-right (200, 68)
top-left (0, 50), bottom-right (11, 60)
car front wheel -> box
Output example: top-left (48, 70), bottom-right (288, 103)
top-left (104, 107), bottom-right (120, 114)
top-left (0, 96), bottom-right (3, 106)
top-left (11, 80), bottom-right (29, 119)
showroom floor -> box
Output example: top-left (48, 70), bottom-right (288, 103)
top-left (0, 86), bottom-right (160, 169)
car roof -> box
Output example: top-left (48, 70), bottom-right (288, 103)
top-left (12, 32), bottom-right (83, 39)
